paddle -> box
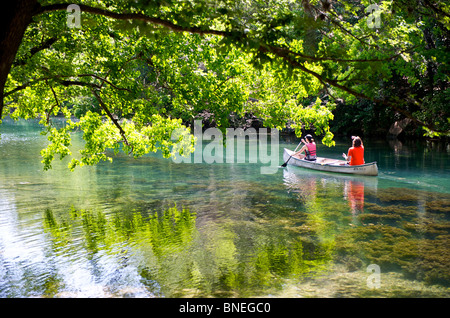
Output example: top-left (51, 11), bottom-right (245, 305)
top-left (281, 140), bottom-right (303, 167)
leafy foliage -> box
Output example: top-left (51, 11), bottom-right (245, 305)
top-left (2, 0), bottom-right (449, 169)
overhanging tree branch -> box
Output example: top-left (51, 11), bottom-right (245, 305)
top-left (34, 2), bottom-right (405, 64)
top-left (13, 36), bottom-right (58, 67)
top-left (4, 73), bottom-right (130, 97)
top-left (77, 74), bottom-right (132, 92)
top-left (34, 3), bottom-right (231, 37)
top-left (29, 1), bottom-right (444, 133)
top-left (91, 89), bottom-right (131, 149)
top-left (422, 0), bottom-right (450, 19)
top-left (45, 79), bottom-right (59, 124)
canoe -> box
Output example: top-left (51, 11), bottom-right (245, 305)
top-left (283, 148), bottom-right (378, 176)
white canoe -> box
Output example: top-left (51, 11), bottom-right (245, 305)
top-left (283, 148), bottom-right (378, 176)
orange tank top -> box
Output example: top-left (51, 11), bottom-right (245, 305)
top-left (348, 146), bottom-right (364, 165)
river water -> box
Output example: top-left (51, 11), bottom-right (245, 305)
top-left (0, 118), bottom-right (449, 297)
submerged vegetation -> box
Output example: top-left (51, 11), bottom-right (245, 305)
top-left (335, 188), bottom-right (450, 287)
top-left (40, 182), bottom-right (450, 297)
top-left (43, 205), bottom-right (335, 297)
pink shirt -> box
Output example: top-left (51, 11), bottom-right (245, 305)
top-left (306, 143), bottom-right (316, 159)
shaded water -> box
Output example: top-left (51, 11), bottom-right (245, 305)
top-left (0, 118), bottom-right (449, 297)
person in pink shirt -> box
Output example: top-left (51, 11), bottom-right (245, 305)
top-left (294, 134), bottom-right (317, 161)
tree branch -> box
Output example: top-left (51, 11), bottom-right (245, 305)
top-left (13, 36), bottom-right (58, 67)
top-left (77, 74), bottom-right (132, 92)
top-left (267, 44), bottom-right (419, 64)
top-left (59, 79), bottom-right (101, 88)
top-left (91, 89), bottom-right (131, 149)
top-left (45, 79), bottom-right (59, 124)
top-left (4, 73), bottom-right (129, 97)
top-left (34, 3), bottom-right (231, 37)
top-left (423, 0), bottom-right (450, 19)
top-left (4, 76), bottom-right (53, 97)
top-left (313, 6), bottom-right (379, 49)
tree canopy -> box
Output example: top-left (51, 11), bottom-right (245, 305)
top-left (1, 0), bottom-right (449, 169)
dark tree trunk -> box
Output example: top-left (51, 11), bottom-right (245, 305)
top-left (0, 0), bottom-right (37, 119)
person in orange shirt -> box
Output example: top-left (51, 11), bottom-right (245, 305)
top-left (342, 136), bottom-right (365, 165)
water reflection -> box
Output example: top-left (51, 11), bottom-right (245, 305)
top-left (283, 166), bottom-right (378, 217)
top-left (42, 206), bottom-right (199, 297)
top-left (344, 180), bottom-right (364, 215)
top-left (40, 203), bottom-right (338, 297)
top-left (283, 166), bottom-right (450, 294)
top-left (1, 169), bottom-right (449, 297)
top-left (0, 119), bottom-right (449, 297)
top-left (0, 189), bottom-right (55, 297)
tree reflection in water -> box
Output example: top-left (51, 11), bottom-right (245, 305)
top-left (41, 169), bottom-right (450, 297)
top-left (43, 204), bottom-right (334, 297)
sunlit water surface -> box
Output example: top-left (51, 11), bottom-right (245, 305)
top-left (0, 119), bottom-right (449, 297)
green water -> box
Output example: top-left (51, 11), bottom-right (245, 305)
top-left (0, 118), bottom-right (449, 298)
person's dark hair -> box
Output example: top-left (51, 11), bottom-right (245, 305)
top-left (353, 136), bottom-right (362, 147)
top-left (305, 134), bottom-right (314, 143)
